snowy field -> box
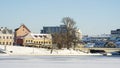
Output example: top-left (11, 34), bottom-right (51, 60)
top-left (0, 45), bottom-right (101, 55)
top-left (0, 55), bottom-right (120, 68)
top-left (0, 45), bottom-right (120, 68)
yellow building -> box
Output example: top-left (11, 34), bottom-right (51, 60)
top-left (23, 33), bottom-right (52, 48)
top-left (0, 34), bottom-right (14, 45)
top-left (0, 27), bottom-right (14, 45)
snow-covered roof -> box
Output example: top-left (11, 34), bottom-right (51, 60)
top-left (24, 33), bottom-right (52, 39)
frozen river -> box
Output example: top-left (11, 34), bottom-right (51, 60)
top-left (0, 55), bottom-right (120, 68)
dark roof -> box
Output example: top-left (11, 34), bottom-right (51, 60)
top-left (15, 28), bottom-right (19, 31)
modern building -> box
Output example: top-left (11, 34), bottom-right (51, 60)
top-left (82, 34), bottom-right (110, 42)
top-left (14, 24), bottom-right (31, 45)
top-left (0, 27), bottom-right (14, 45)
top-left (83, 34), bottom-right (110, 48)
top-left (23, 33), bottom-right (52, 47)
top-left (41, 25), bottom-right (66, 34)
top-left (111, 29), bottom-right (120, 41)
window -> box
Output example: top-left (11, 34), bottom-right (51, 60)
top-left (36, 41), bottom-right (38, 44)
top-left (39, 35), bottom-right (42, 38)
top-left (6, 42), bottom-right (8, 45)
top-left (31, 40), bottom-right (33, 42)
top-left (34, 35), bottom-right (38, 38)
top-left (10, 36), bottom-right (12, 39)
top-left (9, 42), bottom-right (12, 45)
top-left (7, 36), bottom-right (9, 39)
top-left (3, 36), bottom-right (5, 39)
top-left (41, 42), bottom-right (43, 44)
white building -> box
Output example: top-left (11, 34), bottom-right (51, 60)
top-left (75, 29), bottom-right (82, 40)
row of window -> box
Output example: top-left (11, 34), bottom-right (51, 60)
top-left (0, 36), bottom-right (13, 39)
top-left (0, 42), bottom-right (13, 45)
top-left (25, 40), bottom-right (51, 44)
top-left (33, 41), bottom-right (51, 44)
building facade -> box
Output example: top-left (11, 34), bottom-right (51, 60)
top-left (14, 24), bottom-right (31, 45)
top-left (111, 29), bottom-right (120, 41)
top-left (41, 25), bottom-right (66, 34)
top-left (23, 33), bottom-right (52, 47)
top-left (0, 27), bottom-right (14, 45)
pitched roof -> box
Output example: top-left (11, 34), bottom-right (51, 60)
top-left (24, 33), bottom-right (52, 39)
top-left (15, 24), bottom-right (31, 32)
top-left (0, 27), bottom-right (13, 34)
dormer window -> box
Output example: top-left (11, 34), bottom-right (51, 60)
top-left (34, 35), bottom-right (38, 38)
top-left (39, 35), bottom-right (42, 38)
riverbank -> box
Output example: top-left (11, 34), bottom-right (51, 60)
top-left (0, 45), bottom-right (102, 56)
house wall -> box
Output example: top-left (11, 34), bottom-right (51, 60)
top-left (23, 34), bottom-right (52, 47)
top-left (0, 34), bottom-right (14, 45)
top-left (16, 25), bottom-right (30, 37)
top-left (14, 25), bottom-right (31, 45)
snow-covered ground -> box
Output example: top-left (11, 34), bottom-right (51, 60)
top-left (0, 45), bottom-right (102, 56)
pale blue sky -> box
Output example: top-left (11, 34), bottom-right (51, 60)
top-left (0, 0), bottom-right (120, 35)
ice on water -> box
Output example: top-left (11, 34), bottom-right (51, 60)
top-left (0, 56), bottom-right (120, 68)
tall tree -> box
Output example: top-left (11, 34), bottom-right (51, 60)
top-left (52, 17), bottom-right (79, 49)
top-left (62, 17), bottom-right (77, 49)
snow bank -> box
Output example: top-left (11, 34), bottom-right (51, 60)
top-left (0, 45), bottom-right (102, 56)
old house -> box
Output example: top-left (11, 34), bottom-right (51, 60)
top-left (14, 24), bottom-right (31, 45)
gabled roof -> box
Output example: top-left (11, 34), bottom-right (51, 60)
top-left (15, 24), bottom-right (31, 32)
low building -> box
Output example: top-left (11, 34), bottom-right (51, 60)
top-left (83, 34), bottom-right (110, 43)
top-left (14, 24), bottom-right (31, 45)
top-left (23, 33), bottom-right (52, 48)
top-left (0, 27), bottom-right (14, 45)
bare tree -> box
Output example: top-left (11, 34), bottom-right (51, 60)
top-left (52, 17), bottom-right (79, 49)
top-left (62, 17), bottom-right (78, 49)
